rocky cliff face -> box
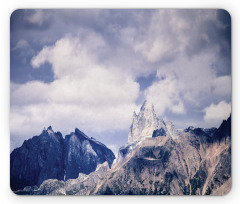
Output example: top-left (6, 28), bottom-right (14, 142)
top-left (128, 101), bottom-right (160, 143)
top-left (10, 127), bottom-right (115, 191)
top-left (128, 100), bottom-right (180, 143)
top-left (10, 126), bottom-right (65, 191)
top-left (16, 115), bottom-right (231, 195)
top-left (64, 128), bottom-right (115, 180)
top-left (95, 115), bottom-right (231, 195)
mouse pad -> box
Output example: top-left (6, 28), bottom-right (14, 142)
top-left (10, 9), bottom-right (231, 195)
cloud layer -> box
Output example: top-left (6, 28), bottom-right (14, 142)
top-left (203, 101), bottom-right (231, 126)
top-left (10, 9), bottom-right (231, 150)
top-left (11, 33), bottom-right (140, 140)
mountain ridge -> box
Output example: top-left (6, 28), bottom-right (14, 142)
top-left (14, 113), bottom-right (231, 195)
top-left (11, 101), bottom-right (231, 195)
top-left (10, 127), bottom-right (115, 191)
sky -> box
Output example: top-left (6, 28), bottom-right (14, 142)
top-left (10, 9), bottom-right (231, 154)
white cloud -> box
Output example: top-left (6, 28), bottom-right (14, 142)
top-left (144, 77), bottom-right (184, 116)
top-left (171, 102), bottom-right (185, 114)
top-left (144, 52), bottom-right (213, 115)
top-left (31, 32), bottom-right (107, 79)
top-left (10, 81), bottom-right (49, 106)
top-left (10, 10), bottom-right (232, 148)
top-left (143, 50), bottom-right (231, 118)
top-left (12, 39), bottom-right (30, 50)
top-left (203, 101), bottom-right (231, 126)
top-left (27, 10), bottom-right (46, 26)
top-left (135, 36), bottom-right (175, 63)
top-left (113, 10), bottom-right (231, 121)
top-left (133, 11), bottom-right (178, 64)
top-left (131, 10), bottom-right (217, 64)
top-left (11, 32), bottom-right (140, 144)
top-left (212, 75), bottom-right (231, 97)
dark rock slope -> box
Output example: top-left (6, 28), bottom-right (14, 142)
top-left (64, 128), bottom-right (115, 180)
top-left (10, 127), bottom-right (65, 191)
top-left (10, 127), bottom-right (115, 191)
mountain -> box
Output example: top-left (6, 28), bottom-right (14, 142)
top-left (10, 126), bottom-right (65, 191)
top-left (128, 100), bottom-right (180, 143)
top-left (64, 128), bottom-right (115, 180)
top-left (15, 162), bottom-right (110, 195)
top-left (184, 126), bottom-right (217, 138)
top-left (213, 115), bottom-right (231, 143)
top-left (16, 115), bottom-right (231, 195)
top-left (12, 101), bottom-right (231, 195)
top-left (94, 115), bottom-right (231, 195)
top-left (10, 127), bottom-right (115, 191)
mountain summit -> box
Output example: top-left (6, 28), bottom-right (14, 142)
top-left (10, 127), bottom-right (65, 191)
top-left (64, 128), bottom-right (115, 180)
top-left (128, 100), bottom-right (180, 143)
top-left (17, 115), bottom-right (231, 196)
top-left (10, 127), bottom-right (115, 191)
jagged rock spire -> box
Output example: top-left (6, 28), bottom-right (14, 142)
top-left (128, 100), bottom-right (180, 143)
top-left (128, 100), bottom-right (163, 143)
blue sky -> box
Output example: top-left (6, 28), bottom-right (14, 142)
top-left (10, 9), bottom-right (231, 154)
